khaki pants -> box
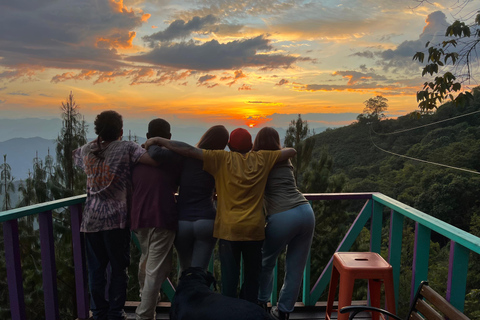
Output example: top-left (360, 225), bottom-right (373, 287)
top-left (134, 228), bottom-right (175, 320)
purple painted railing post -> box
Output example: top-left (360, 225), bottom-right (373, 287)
top-left (3, 219), bottom-right (26, 320)
top-left (38, 210), bottom-right (60, 320)
top-left (70, 203), bottom-right (90, 320)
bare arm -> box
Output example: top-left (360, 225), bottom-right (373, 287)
top-left (277, 148), bottom-right (296, 163)
top-left (145, 137), bottom-right (204, 160)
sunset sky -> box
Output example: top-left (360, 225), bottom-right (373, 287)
top-left (0, 0), bottom-right (478, 131)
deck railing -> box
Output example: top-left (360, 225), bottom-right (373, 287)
top-left (1, 192), bottom-right (479, 320)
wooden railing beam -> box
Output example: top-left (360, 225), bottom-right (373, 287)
top-left (3, 219), bottom-right (26, 320)
top-left (70, 204), bottom-right (90, 320)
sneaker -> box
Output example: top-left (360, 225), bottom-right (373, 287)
top-left (270, 306), bottom-right (289, 320)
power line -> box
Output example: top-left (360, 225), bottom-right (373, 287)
top-left (371, 109), bottom-right (480, 136)
top-left (369, 127), bottom-right (480, 175)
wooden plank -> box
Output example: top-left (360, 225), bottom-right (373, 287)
top-left (421, 285), bottom-right (470, 320)
top-left (415, 299), bottom-right (443, 320)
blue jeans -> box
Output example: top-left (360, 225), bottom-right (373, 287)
top-left (258, 204), bottom-right (315, 313)
top-left (175, 219), bottom-right (216, 273)
top-left (85, 228), bottom-right (130, 320)
top-left (219, 239), bottom-right (263, 303)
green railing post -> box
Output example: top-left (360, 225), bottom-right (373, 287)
top-left (271, 261), bottom-right (278, 305)
top-left (411, 222), bottom-right (430, 303)
top-left (302, 249), bottom-right (311, 305)
top-left (308, 199), bottom-right (373, 304)
top-left (388, 210), bottom-right (404, 310)
top-left (370, 200), bottom-right (383, 254)
top-left (447, 241), bottom-right (469, 311)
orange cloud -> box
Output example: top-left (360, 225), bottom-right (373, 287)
top-left (238, 84), bottom-right (252, 91)
top-left (96, 31), bottom-right (136, 49)
top-left (51, 70), bottom-right (99, 83)
top-left (141, 13), bottom-right (151, 22)
top-left (0, 65), bottom-right (45, 81)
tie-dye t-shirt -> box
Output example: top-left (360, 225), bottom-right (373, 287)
top-left (73, 140), bottom-right (146, 232)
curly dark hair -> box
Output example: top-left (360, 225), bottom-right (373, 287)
top-left (94, 110), bottom-right (123, 142)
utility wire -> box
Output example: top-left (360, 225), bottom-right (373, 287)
top-left (369, 126), bottom-right (480, 175)
top-left (371, 109), bottom-right (480, 136)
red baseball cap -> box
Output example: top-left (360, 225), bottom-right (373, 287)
top-left (228, 128), bottom-right (252, 152)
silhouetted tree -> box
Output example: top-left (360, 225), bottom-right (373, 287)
top-left (284, 114), bottom-right (315, 189)
top-left (357, 95), bottom-right (388, 123)
top-left (0, 154), bottom-right (15, 211)
top-left (54, 91), bottom-right (87, 197)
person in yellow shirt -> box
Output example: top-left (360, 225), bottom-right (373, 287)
top-left (145, 128), bottom-right (295, 303)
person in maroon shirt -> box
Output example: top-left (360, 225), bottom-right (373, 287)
top-left (131, 118), bottom-right (182, 320)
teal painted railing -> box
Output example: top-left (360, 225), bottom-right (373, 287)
top-left (1, 192), bottom-right (480, 320)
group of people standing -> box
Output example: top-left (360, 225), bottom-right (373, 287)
top-left (73, 110), bottom-right (315, 320)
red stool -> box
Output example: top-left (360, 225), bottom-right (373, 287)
top-left (325, 252), bottom-right (396, 320)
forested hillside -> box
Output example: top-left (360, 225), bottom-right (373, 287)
top-left (308, 87), bottom-right (480, 233)
top-left (299, 87), bottom-right (480, 318)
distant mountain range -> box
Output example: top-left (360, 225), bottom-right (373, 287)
top-left (0, 117), bottom-right (335, 181)
top-left (0, 137), bottom-right (57, 180)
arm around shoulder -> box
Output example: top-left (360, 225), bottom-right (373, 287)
top-left (277, 148), bottom-right (296, 163)
top-left (145, 137), bottom-right (203, 160)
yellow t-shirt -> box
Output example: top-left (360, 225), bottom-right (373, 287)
top-left (203, 149), bottom-right (281, 241)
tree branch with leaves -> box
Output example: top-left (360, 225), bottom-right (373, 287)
top-left (413, 7), bottom-right (479, 111)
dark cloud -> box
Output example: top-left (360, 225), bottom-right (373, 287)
top-left (8, 91), bottom-right (29, 96)
top-left (198, 74), bottom-right (217, 83)
top-left (0, 0), bottom-right (146, 77)
top-left (247, 101), bottom-right (271, 104)
top-left (333, 70), bottom-right (386, 85)
top-left (275, 79), bottom-right (289, 86)
top-left (377, 11), bottom-right (450, 72)
top-left (143, 15), bottom-right (218, 45)
top-left (0, 87), bottom-right (6, 91)
top-left (129, 35), bottom-right (301, 71)
top-left (351, 50), bottom-right (375, 59)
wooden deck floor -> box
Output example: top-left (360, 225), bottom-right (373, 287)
top-left (124, 301), bottom-right (372, 320)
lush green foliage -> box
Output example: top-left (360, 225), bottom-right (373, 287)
top-left (306, 88), bottom-right (480, 317)
top-left (413, 9), bottom-right (479, 111)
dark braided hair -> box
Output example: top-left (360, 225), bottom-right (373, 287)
top-left (92, 110), bottom-right (123, 157)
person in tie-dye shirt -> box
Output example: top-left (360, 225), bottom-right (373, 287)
top-left (73, 110), bottom-right (157, 320)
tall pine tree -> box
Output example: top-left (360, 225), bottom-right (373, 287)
top-left (0, 154), bottom-right (15, 211)
top-left (54, 91), bottom-right (87, 197)
top-left (284, 114), bottom-right (315, 189)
